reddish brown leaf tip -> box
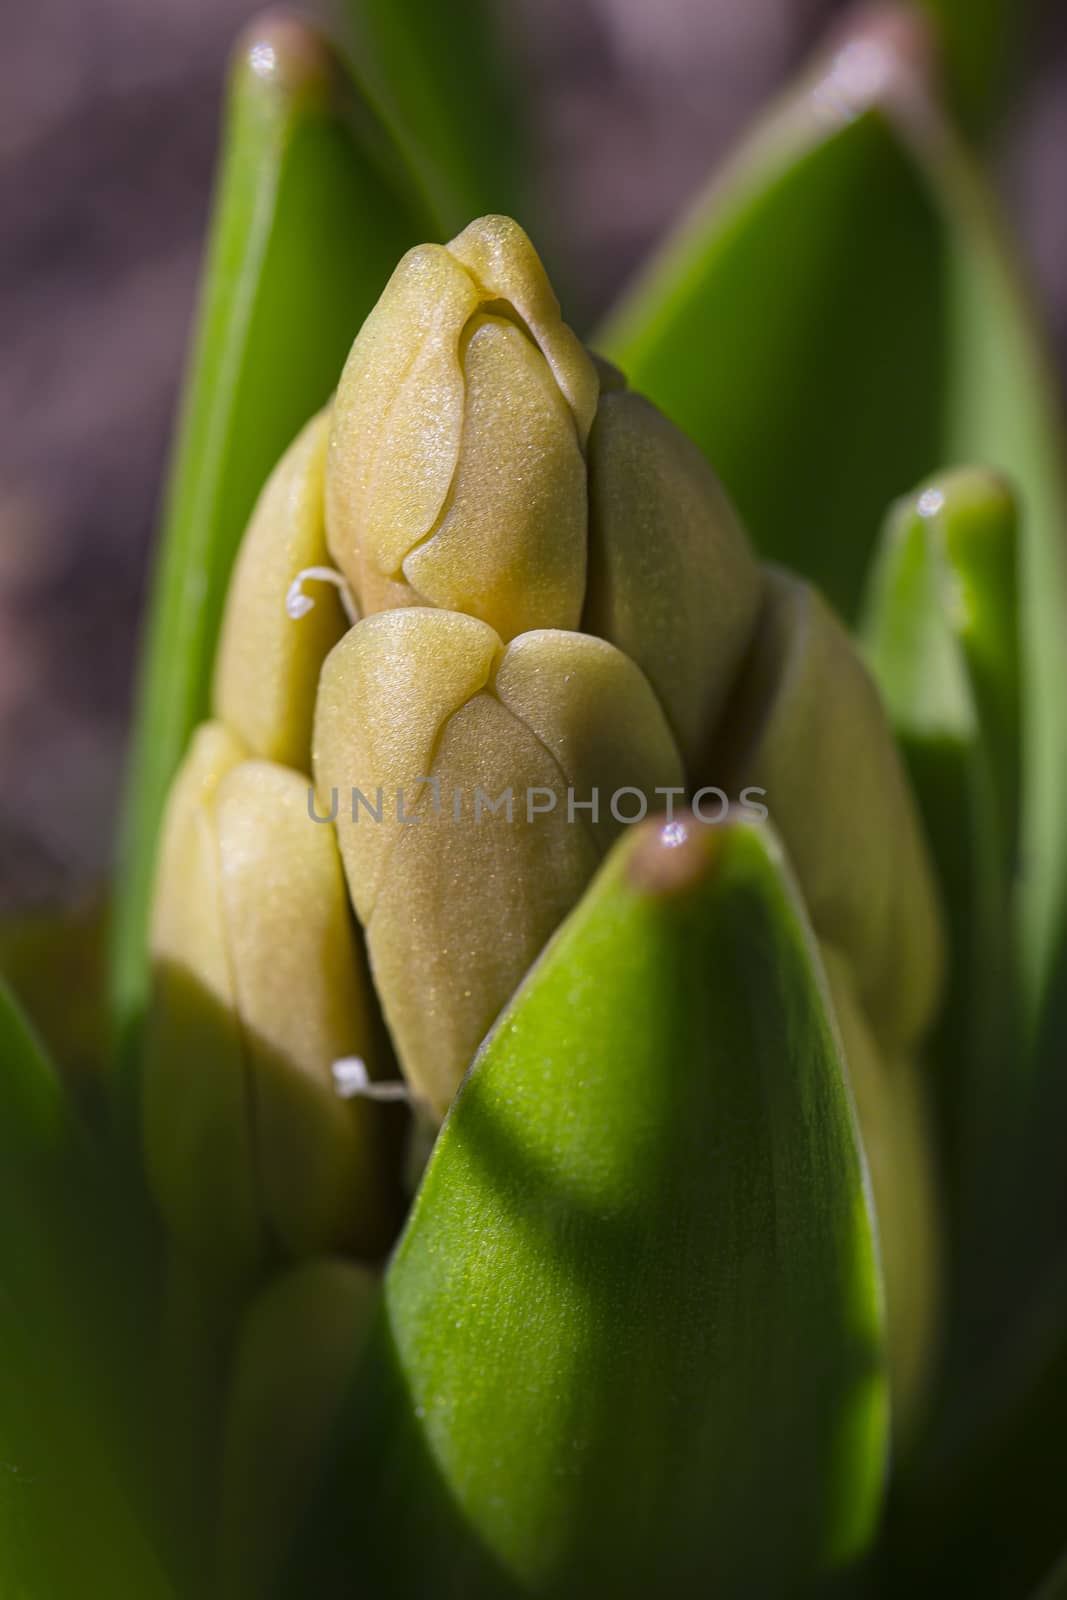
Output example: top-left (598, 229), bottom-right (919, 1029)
top-left (626, 811), bottom-right (730, 899)
top-left (831, 3), bottom-right (938, 77)
top-left (232, 11), bottom-right (340, 98)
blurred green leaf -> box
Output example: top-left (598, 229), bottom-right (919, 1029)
top-left (890, 1257), bottom-right (1067, 1596)
top-left (110, 16), bottom-right (432, 1106)
top-left (218, 1259), bottom-right (379, 1600)
top-left (599, 10), bottom-right (1067, 1103)
top-left (0, 897), bottom-right (108, 1100)
top-left (1034, 1544), bottom-right (1067, 1600)
top-left (288, 816), bottom-right (888, 1596)
top-left (0, 981), bottom-right (173, 1596)
top-left (916, 0), bottom-right (1035, 134)
top-left (337, 0), bottom-right (526, 233)
top-left (860, 470), bottom-right (1019, 1246)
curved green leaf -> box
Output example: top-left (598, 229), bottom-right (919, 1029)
top-left (861, 478), bottom-right (1067, 1593)
top-left (599, 9), bottom-right (1067, 1093)
top-left (598, 26), bottom-right (944, 619)
top-left (338, 0), bottom-right (526, 232)
top-left (288, 815), bottom-right (888, 1597)
top-left (0, 981), bottom-right (173, 1596)
top-left (861, 469), bottom-right (1019, 1250)
top-left (110, 16), bottom-right (432, 1102)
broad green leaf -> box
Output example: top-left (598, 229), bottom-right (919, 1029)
top-left (288, 816), bottom-right (888, 1596)
top-left (337, 0), bottom-right (526, 233)
top-left (110, 16), bottom-right (432, 1101)
top-left (861, 469), bottom-right (1020, 1244)
top-left (598, 22), bottom-right (944, 618)
top-left (599, 11), bottom-right (1067, 1091)
top-left (0, 981), bottom-right (173, 1597)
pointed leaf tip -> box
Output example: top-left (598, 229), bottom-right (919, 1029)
top-left (824, 3), bottom-right (939, 90)
top-left (110, 12), bottom-right (432, 1102)
top-left (624, 809), bottom-right (752, 899)
top-left (232, 12), bottom-right (342, 100)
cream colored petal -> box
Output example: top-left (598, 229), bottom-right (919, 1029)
top-left (214, 759), bottom-right (392, 1261)
top-left (494, 629), bottom-right (686, 825)
top-left (316, 610), bottom-right (686, 1112)
top-left (326, 243), bottom-right (480, 602)
top-left (313, 609), bottom-right (503, 920)
top-left (213, 409), bottom-right (342, 770)
top-left (403, 315), bottom-right (587, 640)
top-left (142, 721), bottom-right (261, 1280)
top-left (585, 390), bottom-right (764, 768)
top-left (447, 214), bottom-right (599, 444)
top-left (368, 693), bottom-right (602, 1115)
top-left (716, 570), bottom-right (944, 1049)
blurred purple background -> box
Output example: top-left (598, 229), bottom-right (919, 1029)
top-left (1, 0), bottom-right (1065, 908)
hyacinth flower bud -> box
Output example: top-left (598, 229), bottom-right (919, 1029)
top-left (714, 567), bottom-right (944, 1051)
top-left (326, 214), bottom-right (599, 638)
top-left (143, 725), bottom-right (392, 1282)
top-left (313, 608), bottom-right (685, 1114)
top-left (218, 1259), bottom-right (379, 1600)
top-left (213, 408), bottom-right (349, 772)
top-left (584, 372), bottom-right (764, 767)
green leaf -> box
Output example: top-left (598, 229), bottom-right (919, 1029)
top-left (1034, 1544), bottom-right (1067, 1600)
top-left (109, 16), bottom-right (432, 1104)
top-left (916, 0), bottom-right (1036, 134)
top-left (861, 478), bottom-right (1067, 1589)
top-left (0, 898), bottom-right (108, 1098)
top-left (891, 1258), bottom-right (1067, 1596)
top-left (598, 24), bottom-right (941, 618)
top-left (598, 10), bottom-right (1067, 1090)
top-left (0, 981), bottom-right (173, 1597)
top-left (218, 1259), bottom-right (379, 1600)
top-left (288, 816), bottom-right (888, 1597)
top-left (860, 469), bottom-right (1020, 1243)
top-left (337, 0), bottom-right (526, 233)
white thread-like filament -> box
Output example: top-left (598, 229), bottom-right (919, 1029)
top-left (331, 1056), bottom-right (412, 1103)
top-left (286, 567), bottom-right (360, 626)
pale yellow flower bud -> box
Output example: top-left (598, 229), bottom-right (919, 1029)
top-left (585, 382), bottom-right (764, 767)
top-left (326, 215), bottom-right (598, 639)
top-left (218, 1258), bottom-right (378, 1600)
top-left (144, 721), bottom-right (256, 1273)
top-left (143, 729), bottom-right (391, 1280)
top-left (212, 408), bottom-right (346, 771)
top-left (313, 608), bottom-right (685, 1113)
